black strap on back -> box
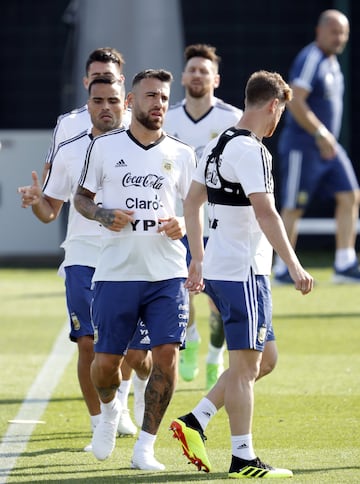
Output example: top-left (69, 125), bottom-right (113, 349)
top-left (205, 127), bottom-right (252, 206)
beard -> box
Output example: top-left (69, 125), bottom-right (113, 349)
top-left (136, 111), bottom-right (162, 130)
top-left (187, 84), bottom-right (208, 98)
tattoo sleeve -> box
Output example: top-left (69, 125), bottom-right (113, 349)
top-left (74, 185), bottom-right (117, 229)
top-left (74, 185), bottom-right (98, 221)
top-left (95, 208), bottom-right (116, 228)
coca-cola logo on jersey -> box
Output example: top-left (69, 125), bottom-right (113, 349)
top-left (122, 172), bottom-right (164, 189)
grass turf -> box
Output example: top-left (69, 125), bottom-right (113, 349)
top-left (0, 258), bottom-right (359, 483)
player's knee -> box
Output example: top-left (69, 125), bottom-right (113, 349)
top-left (257, 342), bottom-right (278, 380)
top-left (209, 310), bottom-right (224, 347)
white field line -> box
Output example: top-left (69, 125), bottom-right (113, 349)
top-left (0, 321), bottom-right (76, 483)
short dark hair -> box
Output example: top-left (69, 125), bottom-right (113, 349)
top-left (131, 69), bottom-right (173, 87)
top-left (88, 76), bottom-right (125, 97)
top-left (184, 44), bottom-right (221, 67)
top-left (85, 47), bottom-right (125, 76)
top-left (245, 70), bottom-right (292, 106)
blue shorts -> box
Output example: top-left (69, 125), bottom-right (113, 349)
top-left (91, 278), bottom-right (189, 354)
top-left (128, 319), bottom-right (151, 351)
top-left (64, 265), bottom-right (95, 342)
top-left (279, 138), bottom-right (358, 210)
top-left (204, 272), bottom-right (273, 351)
top-left (181, 235), bottom-right (208, 267)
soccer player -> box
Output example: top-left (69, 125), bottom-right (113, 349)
top-left (18, 77), bottom-right (151, 450)
top-left (43, 46), bottom-right (142, 434)
top-left (164, 44), bottom-right (243, 389)
top-left (274, 9), bottom-right (360, 284)
top-left (170, 70), bottom-right (313, 478)
top-left (44, 47), bottom-right (129, 172)
top-left (74, 69), bottom-right (196, 470)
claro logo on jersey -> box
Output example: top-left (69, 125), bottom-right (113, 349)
top-left (122, 172), bottom-right (164, 189)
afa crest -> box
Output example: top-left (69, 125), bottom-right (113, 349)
top-left (162, 159), bottom-right (173, 173)
top-left (257, 325), bottom-right (267, 344)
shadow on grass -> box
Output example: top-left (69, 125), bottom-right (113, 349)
top-left (275, 312), bottom-right (360, 319)
top-left (6, 465), bottom-right (360, 482)
top-left (2, 465), bottom-right (225, 483)
top-left (294, 465), bottom-right (360, 475)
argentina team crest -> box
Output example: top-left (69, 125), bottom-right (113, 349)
top-left (162, 158), bottom-right (173, 173)
top-left (257, 325), bottom-right (267, 344)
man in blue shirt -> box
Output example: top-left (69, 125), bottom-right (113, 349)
top-left (274, 9), bottom-right (360, 284)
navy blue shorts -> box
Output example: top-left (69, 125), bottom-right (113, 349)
top-left (128, 319), bottom-right (151, 350)
top-left (279, 141), bottom-right (358, 210)
top-left (204, 272), bottom-right (273, 352)
top-left (64, 265), bottom-right (95, 342)
top-left (91, 278), bottom-right (189, 355)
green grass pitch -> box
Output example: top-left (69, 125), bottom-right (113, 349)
top-left (0, 255), bottom-right (359, 482)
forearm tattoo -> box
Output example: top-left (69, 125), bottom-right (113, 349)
top-left (95, 207), bottom-right (116, 228)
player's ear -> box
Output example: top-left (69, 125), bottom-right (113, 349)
top-left (213, 73), bottom-right (220, 89)
top-left (269, 98), bottom-right (279, 113)
top-left (181, 71), bottom-right (186, 87)
top-left (126, 92), bottom-right (133, 108)
top-left (83, 76), bottom-right (89, 90)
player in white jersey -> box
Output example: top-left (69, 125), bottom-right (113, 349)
top-left (18, 77), bottom-right (150, 449)
top-left (43, 47), bottom-right (142, 428)
top-left (170, 71), bottom-right (313, 478)
top-left (45, 47), bottom-right (129, 167)
top-left (74, 69), bottom-right (196, 471)
top-left (164, 43), bottom-right (244, 389)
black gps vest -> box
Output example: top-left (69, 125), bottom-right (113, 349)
top-left (205, 127), bottom-right (252, 206)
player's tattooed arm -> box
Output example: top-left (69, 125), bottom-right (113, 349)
top-left (74, 185), bottom-right (134, 232)
top-left (74, 185), bottom-right (99, 220)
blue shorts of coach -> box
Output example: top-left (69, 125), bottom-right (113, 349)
top-left (91, 278), bottom-right (189, 355)
top-left (279, 138), bottom-right (358, 210)
top-left (204, 272), bottom-right (273, 352)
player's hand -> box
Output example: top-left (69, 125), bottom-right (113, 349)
top-left (315, 131), bottom-right (337, 160)
top-left (185, 260), bottom-right (204, 294)
top-left (158, 217), bottom-right (185, 240)
top-left (96, 208), bottom-right (135, 232)
top-left (288, 266), bottom-right (314, 295)
top-left (18, 171), bottom-right (42, 208)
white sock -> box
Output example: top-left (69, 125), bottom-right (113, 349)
top-left (192, 397), bottom-right (217, 432)
top-left (135, 430), bottom-right (156, 452)
top-left (90, 413), bottom-right (101, 432)
top-left (206, 343), bottom-right (225, 365)
top-left (335, 248), bottom-right (357, 271)
top-left (118, 379), bottom-right (131, 408)
top-left (186, 323), bottom-right (200, 342)
top-left (132, 372), bottom-right (148, 393)
top-left (100, 395), bottom-right (120, 416)
top-left (231, 433), bottom-right (256, 461)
